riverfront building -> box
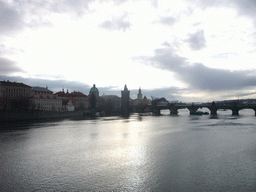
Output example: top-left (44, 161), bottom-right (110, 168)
top-left (88, 84), bottom-right (103, 108)
top-left (30, 86), bottom-right (62, 111)
top-left (30, 94), bottom-right (62, 111)
top-left (31, 86), bottom-right (53, 96)
top-left (0, 81), bottom-right (32, 110)
top-left (55, 89), bottom-right (89, 111)
top-left (0, 80), bottom-right (31, 98)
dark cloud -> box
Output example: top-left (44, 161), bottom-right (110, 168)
top-left (0, 57), bottom-right (23, 75)
top-left (130, 87), bottom-right (184, 101)
top-left (0, 75), bottom-right (186, 101)
top-left (184, 30), bottom-right (206, 51)
top-left (100, 13), bottom-right (131, 32)
top-left (0, 75), bottom-right (92, 94)
top-left (137, 46), bottom-right (256, 92)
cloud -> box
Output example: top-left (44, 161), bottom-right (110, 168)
top-left (131, 87), bottom-right (185, 101)
top-left (0, 1), bottom-right (24, 35)
top-left (100, 13), bottom-right (131, 32)
top-left (137, 46), bottom-right (256, 92)
top-left (0, 0), bottom-right (94, 36)
top-left (151, 0), bottom-right (159, 8)
top-left (233, 0), bottom-right (256, 18)
top-left (0, 75), bottom-right (93, 94)
top-left (187, 0), bottom-right (256, 21)
top-left (45, 0), bottom-right (94, 16)
top-left (184, 30), bottom-right (206, 51)
top-left (158, 16), bottom-right (178, 26)
top-left (0, 57), bottom-right (23, 75)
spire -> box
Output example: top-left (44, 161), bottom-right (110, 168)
top-left (137, 86), bottom-right (143, 100)
top-left (124, 84), bottom-right (128, 91)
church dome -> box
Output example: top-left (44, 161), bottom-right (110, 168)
top-left (90, 84), bottom-right (99, 93)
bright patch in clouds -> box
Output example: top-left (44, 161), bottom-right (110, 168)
top-left (1, 0), bottom-right (256, 101)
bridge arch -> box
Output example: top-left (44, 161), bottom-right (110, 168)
top-left (200, 107), bottom-right (211, 113)
top-left (160, 109), bottom-right (171, 115)
top-left (177, 108), bottom-right (190, 115)
top-left (239, 108), bottom-right (256, 116)
top-left (216, 109), bottom-right (233, 115)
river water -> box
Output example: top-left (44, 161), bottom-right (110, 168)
top-left (1, 109), bottom-right (256, 191)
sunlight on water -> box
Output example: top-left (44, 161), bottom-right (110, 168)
top-left (1, 112), bottom-right (256, 191)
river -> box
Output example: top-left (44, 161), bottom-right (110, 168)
top-left (1, 109), bottom-right (256, 191)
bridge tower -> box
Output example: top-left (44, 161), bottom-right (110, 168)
top-left (121, 84), bottom-right (130, 115)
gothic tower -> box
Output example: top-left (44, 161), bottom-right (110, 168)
top-left (137, 87), bottom-right (143, 100)
top-left (121, 84), bottom-right (130, 115)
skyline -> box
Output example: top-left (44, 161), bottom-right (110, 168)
top-left (1, 0), bottom-right (256, 102)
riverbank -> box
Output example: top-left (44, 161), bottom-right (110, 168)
top-left (0, 110), bottom-right (91, 122)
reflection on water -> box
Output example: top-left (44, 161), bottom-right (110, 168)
top-left (1, 111), bottom-right (256, 191)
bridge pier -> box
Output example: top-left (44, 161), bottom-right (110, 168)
top-left (210, 109), bottom-right (217, 115)
top-left (231, 102), bottom-right (239, 116)
top-left (189, 109), bottom-right (198, 115)
top-left (169, 108), bottom-right (178, 115)
top-left (187, 104), bottom-right (199, 115)
top-left (232, 109), bottom-right (239, 115)
top-left (209, 102), bottom-right (218, 115)
top-left (152, 108), bottom-right (161, 115)
top-left (170, 110), bottom-right (178, 115)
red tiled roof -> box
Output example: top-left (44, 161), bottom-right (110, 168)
top-left (54, 91), bottom-right (88, 97)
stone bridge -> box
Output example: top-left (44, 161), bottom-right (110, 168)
top-left (149, 101), bottom-right (256, 116)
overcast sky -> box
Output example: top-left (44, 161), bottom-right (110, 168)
top-left (1, 0), bottom-right (256, 102)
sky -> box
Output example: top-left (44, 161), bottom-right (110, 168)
top-left (1, 0), bottom-right (256, 102)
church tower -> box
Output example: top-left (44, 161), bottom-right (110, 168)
top-left (121, 84), bottom-right (130, 115)
top-left (137, 87), bottom-right (143, 100)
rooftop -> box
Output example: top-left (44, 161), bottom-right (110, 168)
top-left (0, 80), bottom-right (31, 88)
top-left (90, 84), bottom-right (99, 93)
top-left (32, 86), bottom-right (53, 93)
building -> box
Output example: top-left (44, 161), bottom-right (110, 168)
top-left (30, 86), bottom-right (62, 111)
top-left (89, 84), bottom-right (99, 97)
top-left (137, 87), bottom-right (143, 100)
top-left (88, 84), bottom-right (103, 109)
top-left (66, 100), bottom-right (75, 111)
top-left (132, 87), bottom-right (144, 106)
top-left (0, 81), bottom-right (32, 110)
top-left (121, 84), bottom-right (130, 115)
top-left (31, 86), bottom-right (53, 96)
top-left (130, 88), bottom-right (152, 112)
top-left (30, 94), bottom-right (62, 111)
top-left (54, 89), bottom-right (89, 111)
top-left (0, 80), bottom-right (31, 98)
top-left (70, 91), bottom-right (89, 110)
